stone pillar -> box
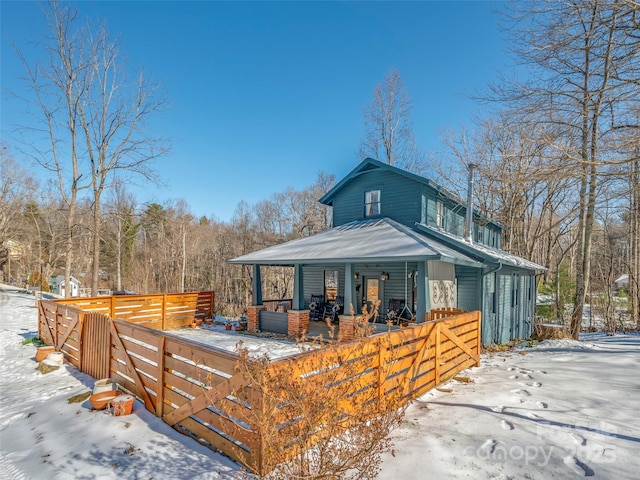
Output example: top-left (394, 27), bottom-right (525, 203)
top-left (246, 305), bottom-right (264, 332)
top-left (338, 314), bottom-right (355, 342)
top-left (287, 309), bottom-right (309, 337)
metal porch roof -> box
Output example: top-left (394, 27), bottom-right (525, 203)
top-left (229, 217), bottom-right (482, 266)
top-left (415, 223), bottom-right (547, 272)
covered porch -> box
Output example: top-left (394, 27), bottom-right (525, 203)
top-left (230, 218), bottom-right (482, 341)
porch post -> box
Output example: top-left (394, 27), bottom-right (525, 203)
top-left (344, 263), bottom-right (357, 314)
top-left (417, 261), bottom-right (429, 322)
top-left (292, 263), bottom-right (304, 310)
top-left (252, 264), bottom-right (262, 305)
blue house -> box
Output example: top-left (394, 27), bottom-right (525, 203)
top-left (231, 158), bottom-right (545, 345)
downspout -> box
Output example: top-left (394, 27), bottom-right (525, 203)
top-left (465, 164), bottom-right (477, 243)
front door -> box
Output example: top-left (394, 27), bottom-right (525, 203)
top-left (364, 277), bottom-right (383, 320)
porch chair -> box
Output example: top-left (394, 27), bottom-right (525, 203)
top-left (309, 294), bottom-right (324, 321)
top-left (323, 295), bottom-right (344, 324)
top-left (386, 298), bottom-right (405, 324)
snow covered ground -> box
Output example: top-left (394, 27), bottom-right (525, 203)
top-left (1, 288), bottom-right (639, 479)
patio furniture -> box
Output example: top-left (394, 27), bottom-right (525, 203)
top-left (323, 295), bottom-right (344, 324)
top-left (309, 294), bottom-right (324, 321)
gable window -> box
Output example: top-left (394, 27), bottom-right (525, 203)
top-left (365, 190), bottom-right (381, 217)
top-left (436, 201), bottom-right (444, 227)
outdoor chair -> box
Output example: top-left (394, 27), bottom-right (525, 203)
top-left (386, 298), bottom-right (403, 323)
top-left (309, 294), bottom-right (324, 321)
top-left (323, 295), bottom-right (344, 324)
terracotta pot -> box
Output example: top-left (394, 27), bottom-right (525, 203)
top-left (46, 352), bottom-right (64, 365)
top-left (109, 394), bottom-right (135, 416)
top-left (194, 318), bottom-right (203, 326)
top-left (90, 390), bottom-right (122, 410)
top-left (225, 324), bottom-right (232, 330)
top-left (93, 378), bottom-right (116, 395)
top-left (35, 346), bottom-right (55, 362)
top-left (204, 318), bottom-right (213, 325)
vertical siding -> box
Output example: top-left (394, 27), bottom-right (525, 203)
top-left (481, 273), bottom-right (497, 346)
top-left (497, 272), bottom-right (513, 344)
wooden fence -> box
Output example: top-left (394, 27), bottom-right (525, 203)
top-left (37, 294), bottom-right (480, 476)
top-left (38, 291), bottom-right (215, 378)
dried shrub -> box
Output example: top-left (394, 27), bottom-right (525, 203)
top-left (210, 303), bottom-right (405, 479)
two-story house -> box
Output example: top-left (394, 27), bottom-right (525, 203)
top-left (230, 158), bottom-right (545, 345)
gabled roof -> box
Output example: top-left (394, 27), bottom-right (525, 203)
top-left (229, 217), bottom-right (481, 267)
top-left (319, 158), bottom-right (503, 229)
top-left (416, 223), bottom-right (546, 272)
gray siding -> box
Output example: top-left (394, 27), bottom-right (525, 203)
top-left (455, 265), bottom-right (480, 311)
top-left (486, 269), bottom-right (537, 345)
top-left (259, 311), bottom-right (288, 334)
top-left (332, 170), bottom-right (422, 227)
top-left (497, 272), bottom-right (513, 344)
top-left (302, 264), bottom-right (345, 307)
top-left (481, 273), bottom-right (497, 346)
top-left (303, 262), bottom-right (417, 318)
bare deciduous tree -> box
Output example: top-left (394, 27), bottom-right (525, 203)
top-left (12, 1), bottom-right (167, 296)
top-left (493, 0), bottom-right (640, 338)
top-left (358, 69), bottom-right (424, 172)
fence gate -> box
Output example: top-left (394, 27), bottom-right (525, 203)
top-left (81, 312), bottom-right (112, 379)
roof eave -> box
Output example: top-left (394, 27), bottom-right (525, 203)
top-left (416, 223), bottom-right (546, 272)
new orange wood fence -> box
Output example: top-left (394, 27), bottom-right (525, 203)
top-left (37, 293), bottom-right (480, 476)
top-left (38, 291), bottom-right (214, 378)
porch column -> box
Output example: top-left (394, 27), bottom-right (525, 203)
top-left (252, 264), bottom-right (262, 306)
top-left (344, 263), bottom-right (357, 315)
top-left (292, 263), bottom-right (304, 310)
top-left (416, 261), bottom-right (429, 322)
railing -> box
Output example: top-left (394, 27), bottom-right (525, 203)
top-left (262, 298), bottom-right (292, 312)
top-left (38, 295), bottom-right (480, 476)
top-left (425, 307), bottom-right (466, 321)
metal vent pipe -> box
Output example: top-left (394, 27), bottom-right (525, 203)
top-left (464, 164), bottom-right (477, 243)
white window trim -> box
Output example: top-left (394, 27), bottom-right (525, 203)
top-left (365, 190), bottom-right (381, 217)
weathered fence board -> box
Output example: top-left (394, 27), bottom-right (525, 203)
top-left (81, 312), bottom-right (111, 379)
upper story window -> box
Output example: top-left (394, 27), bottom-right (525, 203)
top-left (436, 201), bottom-right (444, 227)
top-left (365, 190), bottom-right (381, 217)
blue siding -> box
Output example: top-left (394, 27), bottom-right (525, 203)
top-left (497, 273), bottom-right (513, 344)
top-left (455, 265), bottom-right (480, 311)
top-left (259, 311), bottom-right (288, 334)
top-left (303, 262), bottom-right (417, 318)
top-left (487, 269), bottom-right (538, 344)
top-left (331, 169), bottom-right (422, 227)
top-left (302, 265), bottom-right (345, 307)
top-left (482, 273), bottom-right (497, 346)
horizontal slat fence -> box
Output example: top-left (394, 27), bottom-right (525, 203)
top-left (49, 291), bottom-right (215, 328)
top-left (37, 294), bottom-right (479, 476)
top-left (261, 311), bottom-right (481, 468)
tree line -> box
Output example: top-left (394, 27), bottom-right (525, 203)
top-left (1, 0), bottom-right (638, 332)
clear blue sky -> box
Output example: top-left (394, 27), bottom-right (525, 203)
top-left (1, 1), bottom-right (510, 222)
